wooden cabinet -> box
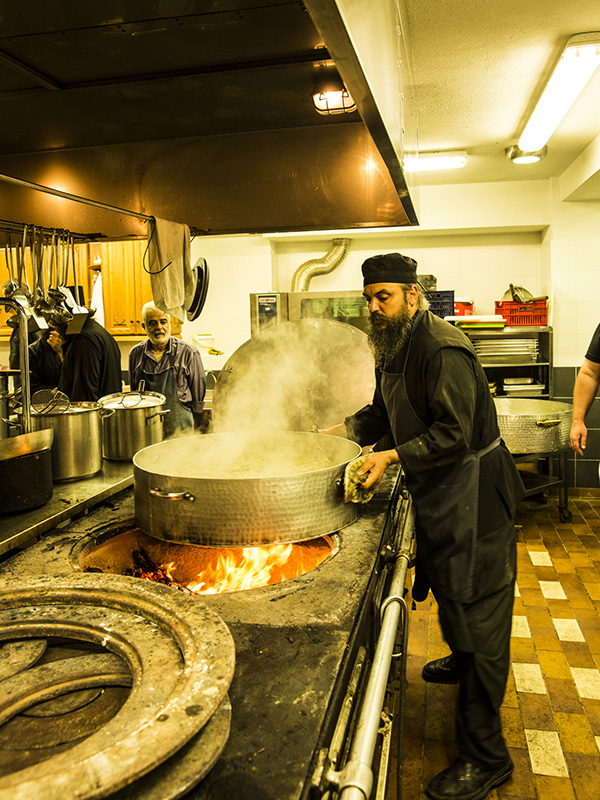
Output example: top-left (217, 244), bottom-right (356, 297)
top-left (89, 239), bottom-right (181, 337)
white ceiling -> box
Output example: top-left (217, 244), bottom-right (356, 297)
top-left (401, 0), bottom-right (600, 193)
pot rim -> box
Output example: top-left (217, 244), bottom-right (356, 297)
top-left (133, 430), bottom-right (361, 481)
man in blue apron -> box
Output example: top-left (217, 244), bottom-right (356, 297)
top-left (128, 302), bottom-right (206, 438)
top-left (323, 253), bottom-right (525, 800)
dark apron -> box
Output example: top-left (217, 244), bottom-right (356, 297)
top-left (141, 351), bottom-right (193, 438)
top-left (381, 313), bottom-right (500, 604)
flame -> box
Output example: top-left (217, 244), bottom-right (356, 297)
top-left (182, 538), bottom-right (331, 595)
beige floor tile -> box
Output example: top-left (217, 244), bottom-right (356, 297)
top-left (539, 581), bottom-right (567, 599)
top-left (570, 667), bottom-right (600, 700)
top-left (525, 729), bottom-right (569, 777)
top-left (513, 662), bottom-right (547, 694)
top-left (530, 550), bottom-right (553, 566)
top-left (511, 615), bottom-right (532, 638)
top-left (553, 618), bottom-right (586, 642)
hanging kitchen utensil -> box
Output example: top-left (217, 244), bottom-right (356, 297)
top-left (46, 230), bottom-right (73, 326)
top-left (61, 234), bottom-right (89, 334)
top-left (32, 227), bottom-right (54, 319)
top-left (31, 389), bottom-right (71, 414)
top-left (10, 225), bottom-right (47, 333)
top-left (186, 257), bottom-right (210, 321)
top-left (2, 233), bottom-right (19, 297)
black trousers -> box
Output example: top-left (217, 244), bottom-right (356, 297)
top-left (435, 575), bottom-right (515, 768)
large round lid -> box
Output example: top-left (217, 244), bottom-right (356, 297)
top-left (212, 319), bottom-right (375, 432)
top-left (98, 391), bottom-right (166, 410)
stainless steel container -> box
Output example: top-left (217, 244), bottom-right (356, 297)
top-left (98, 391), bottom-right (167, 461)
top-left (494, 398), bottom-right (573, 454)
top-left (133, 431), bottom-right (362, 546)
top-left (31, 402), bottom-right (103, 481)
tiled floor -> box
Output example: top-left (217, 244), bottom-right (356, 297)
top-left (394, 495), bottom-right (600, 800)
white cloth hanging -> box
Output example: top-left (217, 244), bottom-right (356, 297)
top-left (147, 217), bottom-right (194, 322)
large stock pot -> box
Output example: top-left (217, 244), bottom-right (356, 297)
top-left (31, 402), bottom-right (102, 480)
top-left (494, 398), bottom-right (573, 454)
top-left (133, 431), bottom-right (362, 547)
top-left (98, 391), bottom-right (167, 461)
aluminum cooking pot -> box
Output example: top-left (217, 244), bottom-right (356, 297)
top-left (30, 402), bottom-right (103, 481)
top-left (98, 391), bottom-right (168, 461)
top-left (133, 431), bottom-right (362, 546)
top-left (494, 398), bottom-right (573, 454)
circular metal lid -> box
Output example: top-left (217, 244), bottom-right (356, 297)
top-left (212, 319), bottom-right (375, 432)
top-left (98, 391), bottom-right (166, 410)
top-left (0, 573), bottom-right (235, 800)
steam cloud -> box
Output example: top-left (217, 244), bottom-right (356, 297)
top-left (211, 320), bottom-right (375, 435)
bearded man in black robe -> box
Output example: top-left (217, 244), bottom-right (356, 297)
top-left (322, 253), bottom-right (524, 800)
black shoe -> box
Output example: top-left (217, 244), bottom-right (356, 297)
top-left (426, 756), bottom-right (514, 800)
top-left (421, 654), bottom-right (466, 684)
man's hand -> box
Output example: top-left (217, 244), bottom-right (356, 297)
top-left (570, 419), bottom-right (587, 456)
top-left (47, 330), bottom-right (64, 360)
top-left (355, 448), bottom-right (400, 489)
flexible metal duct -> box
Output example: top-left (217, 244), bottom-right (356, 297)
top-left (291, 238), bottom-right (351, 292)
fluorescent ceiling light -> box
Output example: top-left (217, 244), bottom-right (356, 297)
top-left (518, 32), bottom-right (600, 152)
top-left (404, 150), bottom-right (468, 172)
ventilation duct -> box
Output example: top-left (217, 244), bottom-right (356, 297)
top-left (291, 238), bottom-right (352, 292)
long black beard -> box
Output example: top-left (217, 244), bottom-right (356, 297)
top-left (367, 309), bottom-right (413, 367)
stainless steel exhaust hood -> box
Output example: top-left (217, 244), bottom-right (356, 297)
top-left (0, 1), bottom-right (417, 237)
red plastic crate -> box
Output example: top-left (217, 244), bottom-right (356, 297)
top-left (494, 300), bottom-right (547, 326)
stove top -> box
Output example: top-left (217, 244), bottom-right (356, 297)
top-left (0, 467), bottom-right (405, 800)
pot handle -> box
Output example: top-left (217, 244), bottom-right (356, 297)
top-left (146, 409), bottom-right (171, 424)
top-left (536, 419), bottom-right (560, 428)
top-left (149, 488), bottom-right (196, 502)
top-left (99, 408), bottom-right (116, 419)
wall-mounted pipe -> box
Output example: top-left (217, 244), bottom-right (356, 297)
top-left (290, 238), bottom-right (351, 292)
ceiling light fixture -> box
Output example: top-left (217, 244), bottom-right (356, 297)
top-left (517, 32), bottom-right (600, 153)
top-left (312, 59), bottom-right (356, 116)
top-left (403, 150), bottom-right (468, 172)
top-left (505, 144), bottom-right (548, 164)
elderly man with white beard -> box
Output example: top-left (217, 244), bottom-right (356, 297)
top-left (128, 302), bottom-right (206, 438)
top-left (321, 252), bottom-right (525, 800)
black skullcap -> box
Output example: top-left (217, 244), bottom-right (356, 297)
top-left (361, 252), bottom-right (418, 287)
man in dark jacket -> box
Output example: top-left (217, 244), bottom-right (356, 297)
top-left (322, 253), bottom-right (524, 800)
top-left (57, 313), bottom-right (122, 401)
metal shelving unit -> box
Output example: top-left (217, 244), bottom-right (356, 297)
top-left (464, 325), bottom-right (571, 521)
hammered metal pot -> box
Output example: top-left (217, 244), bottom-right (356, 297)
top-left (494, 398), bottom-right (573, 454)
top-left (133, 431), bottom-right (362, 546)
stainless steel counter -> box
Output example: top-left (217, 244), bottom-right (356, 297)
top-left (0, 461), bottom-right (133, 556)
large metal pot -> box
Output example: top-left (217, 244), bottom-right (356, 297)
top-left (494, 398), bottom-right (573, 454)
top-left (30, 402), bottom-right (103, 481)
top-left (98, 391), bottom-right (167, 461)
top-left (133, 431), bottom-right (362, 546)
top-left (0, 429), bottom-right (54, 513)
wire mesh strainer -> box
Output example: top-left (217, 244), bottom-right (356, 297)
top-left (31, 389), bottom-right (71, 414)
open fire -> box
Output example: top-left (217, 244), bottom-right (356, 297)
top-left (80, 522), bottom-right (333, 595)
